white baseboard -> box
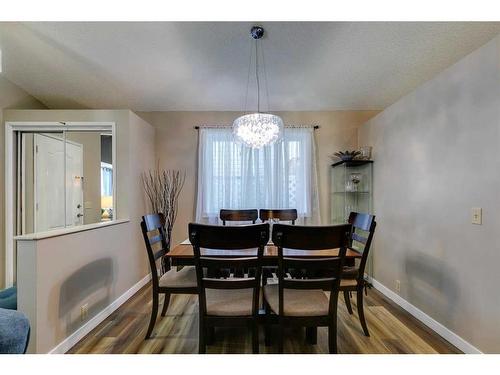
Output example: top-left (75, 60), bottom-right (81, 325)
top-left (48, 274), bottom-right (151, 354)
top-left (369, 277), bottom-right (482, 354)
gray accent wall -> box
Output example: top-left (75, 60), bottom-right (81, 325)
top-left (358, 35), bottom-right (500, 353)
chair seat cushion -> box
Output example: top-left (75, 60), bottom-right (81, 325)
top-left (206, 288), bottom-right (254, 316)
top-left (263, 284), bottom-right (329, 317)
top-left (340, 279), bottom-right (358, 288)
top-left (159, 266), bottom-right (197, 288)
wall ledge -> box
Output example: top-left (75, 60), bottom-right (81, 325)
top-left (369, 277), bottom-right (482, 354)
top-left (14, 219), bottom-right (130, 241)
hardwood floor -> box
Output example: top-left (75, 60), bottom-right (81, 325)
top-left (68, 284), bottom-right (461, 354)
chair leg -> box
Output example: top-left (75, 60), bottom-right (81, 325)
top-left (206, 326), bottom-right (215, 345)
top-left (328, 322), bottom-right (337, 354)
top-left (305, 327), bottom-right (317, 345)
top-left (161, 293), bottom-right (171, 317)
top-left (343, 290), bottom-right (353, 314)
top-left (356, 288), bottom-right (370, 337)
top-left (277, 321), bottom-right (284, 354)
top-left (264, 301), bottom-right (272, 346)
top-left (145, 291), bottom-right (159, 339)
top-left (252, 321), bottom-right (259, 354)
top-left (199, 319), bottom-right (206, 354)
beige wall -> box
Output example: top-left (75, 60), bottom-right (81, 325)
top-left (7, 109), bottom-right (155, 352)
top-left (137, 111), bottom-right (379, 246)
top-left (358, 35), bottom-right (500, 353)
top-left (0, 76), bottom-right (46, 288)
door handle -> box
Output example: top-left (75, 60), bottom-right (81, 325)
top-left (77, 213), bottom-right (83, 218)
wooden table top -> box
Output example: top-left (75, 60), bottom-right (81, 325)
top-left (167, 242), bottom-right (362, 259)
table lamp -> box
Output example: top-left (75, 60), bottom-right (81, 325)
top-left (101, 196), bottom-right (113, 221)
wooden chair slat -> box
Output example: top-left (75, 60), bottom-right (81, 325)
top-left (273, 224), bottom-right (351, 250)
top-left (200, 257), bottom-right (260, 269)
top-left (203, 278), bottom-right (257, 290)
top-left (283, 257), bottom-right (342, 270)
top-left (153, 248), bottom-right (167, 261)
top-left (282, 278), bottom-right (337, 290)
top-left (348, 211), bottom-right (374, 232)
top-left (351, 232), bottom-right (368, 244)
top-left (143, 214), bottom-right (164, 232)
top-left (220, 209), bottom-right (258, 225)
top-left (148, 234), bottom-right (163, 245)
top-left (259, 209), bottom-right (298, 224)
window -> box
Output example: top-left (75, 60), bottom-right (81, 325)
top-left (16, 129), bottom-right (115, 234)
top-left (101, 162), bottom-right (113, 196)
top-left (195, 127), bottom-right (320, 224)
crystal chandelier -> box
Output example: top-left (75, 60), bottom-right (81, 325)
top-left (233, 26), bottom-right (284, 149)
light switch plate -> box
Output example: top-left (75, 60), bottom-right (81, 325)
top-left (472, 207), bottom-right (482, 225)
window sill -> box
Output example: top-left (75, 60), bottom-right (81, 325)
top-left (14, 219), bottom-right (130, 241)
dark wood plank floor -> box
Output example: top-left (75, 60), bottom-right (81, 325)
top-left (68, 284), bottom-right (461, 354)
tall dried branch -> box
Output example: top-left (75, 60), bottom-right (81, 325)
top-left (141, 163), bottom-right (186, 249)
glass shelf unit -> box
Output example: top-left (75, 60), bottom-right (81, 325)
top-left (330, 159), bottom-right (374, 277)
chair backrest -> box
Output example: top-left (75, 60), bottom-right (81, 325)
top-left (348, 212), bottom-right (376, 281)
top-left (259, 209), bottom-right (298, 224)
top-left (140, 213), bottom-right (169, 286)
top-left (189, 223), bottom-right (269, 317)
top-left (272, 223), bottom-right (351, 316)
top-left (219, 209), bottom-right (258, 225)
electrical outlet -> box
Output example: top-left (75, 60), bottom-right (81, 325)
top-left (80, 303), bottom-right (89, 321)
top-left (472, 207), bottom-right (482, 225)
top-left (395, 280), bottom-right (401, 293)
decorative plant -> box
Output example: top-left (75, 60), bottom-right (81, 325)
top-left (141, 163), bottom-right (186, 251)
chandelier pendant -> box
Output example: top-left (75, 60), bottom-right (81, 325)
top-left (232, 26), bottom-right (284, 149)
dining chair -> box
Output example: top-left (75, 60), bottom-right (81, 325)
top-left (189, 222), bottom-right (269, 354)
top-left (219, 209), bottom-right (259, 277)
top-left (259, 209), bottom-right (298, 224)
top-left (219, 209), bottom-right (258, 225)
top-left (140, 213), bottom-right (198, 340)
top-left (263, 223), bottom-right (350, 353)
top-left (340, 212), bottom-right (376, 337)
top-left (259, 209), bottom-right (298, 285)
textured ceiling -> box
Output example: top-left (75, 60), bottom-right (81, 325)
top-left (0, 22), bottom-right (499, 111)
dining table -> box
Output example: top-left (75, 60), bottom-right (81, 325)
top-left (167, 240), bottom-right (362, 267)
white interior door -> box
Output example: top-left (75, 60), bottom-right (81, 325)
top-left (34, 134), bottom-right (84, 232)
top-left (65, 141), bottom-right (84, 227)
top-left (34, 134), bottom-right (65, 232)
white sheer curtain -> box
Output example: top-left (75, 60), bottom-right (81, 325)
top-left (195, 126), bottom-right (320, 225)
top-left (100, 162), bottom-right (113, 196)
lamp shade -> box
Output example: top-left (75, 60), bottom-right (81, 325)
top-left (101, 195), bottom-right (113, 209)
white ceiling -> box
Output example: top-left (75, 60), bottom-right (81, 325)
top-left (0, 22), bottom-right (499, 111)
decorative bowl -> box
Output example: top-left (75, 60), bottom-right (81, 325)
top-left (332, 150), bottom-right (361, 161)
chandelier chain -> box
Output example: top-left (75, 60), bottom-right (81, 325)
top-left (243, 39), bottom-right (253, 115)
top-left (260, 36), bottom-right (271, 113)
top-left (255, 39), bottom-right (260, 113)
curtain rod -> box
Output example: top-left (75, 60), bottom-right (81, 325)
top-left (194, 125), bottom-right (319, 129)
